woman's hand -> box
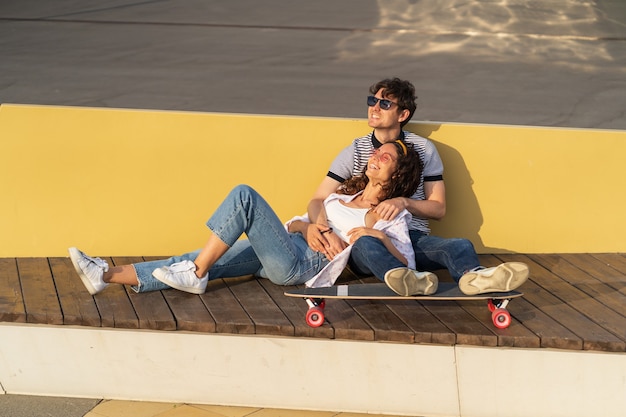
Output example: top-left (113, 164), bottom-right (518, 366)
top-left (347, 226), bottom-right (408, 266)
top-left (303, 224), bottom-right (347, 260)
top-left (346, 227), bottom-right (386, 245)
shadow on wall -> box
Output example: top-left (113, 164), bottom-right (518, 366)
top-left (412, 123), bottom-right (509, 254)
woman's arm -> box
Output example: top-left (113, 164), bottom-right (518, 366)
top-left (346, 226), bottom-right (409, 266)
top-left (307, 177), bottom-right (349, 259)
top-left (288, 219), bottom-right (334, 239)
top-left (345, 209), bottom-right (413, 266)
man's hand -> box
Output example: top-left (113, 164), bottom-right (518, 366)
top-left (372, 197), bottom-right (406, 221)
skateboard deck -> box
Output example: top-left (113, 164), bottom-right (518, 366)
top-left (284, 282), bottom-right (522, 329)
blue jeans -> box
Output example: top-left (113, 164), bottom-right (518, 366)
top-left (132, 185), bottom-right (329, 292)
top-left (348, 230), bottom-right (480, 282)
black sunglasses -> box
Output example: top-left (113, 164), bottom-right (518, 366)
top-left (367, 95), bottom-right (397, 110)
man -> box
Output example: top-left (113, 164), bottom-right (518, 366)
top-left (305, 78), bottom-right (528, 296)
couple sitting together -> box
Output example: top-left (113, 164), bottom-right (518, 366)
top-left (69, 78), bottom-right (529, 299)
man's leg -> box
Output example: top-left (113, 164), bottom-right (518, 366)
top-left (410, 231), bottom-right (479, 281)
top-left (410, 231), bottom-right (529, 294)
top-left (349, 236), bottom-right (404, 280)
top-left (349, 236), bottom-right (437, 296)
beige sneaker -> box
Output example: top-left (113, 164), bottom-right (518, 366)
top-left (459, 262), bottom-right (529, 295)
top-left (384, 267), bottom-right (438, 296)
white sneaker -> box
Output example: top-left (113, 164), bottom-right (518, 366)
top-left (459, 262), bottom-right (529, 295)
top-left (152, 260), bottom-right (208, 294)
top-left (68, 247), bottom-right (109, 295)
top-left (384, 267), bottom-right (438, 296)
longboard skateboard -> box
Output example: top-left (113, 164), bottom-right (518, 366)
top-left (284, 282), bottom-right (523, 329)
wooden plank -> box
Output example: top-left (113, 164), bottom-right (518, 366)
top-left (49, 257), bottom-right (101, 327)
top-left (317, 298), bottom-right (375, 341)
top-left (0, 258), bottom-right (26, 323)
top-left (529, 253), bottom-right (626, 344)
top-left (113, 257), bottom-right (175, 331)
top-left (592, 253), bottom-right (626, 282)
top-left (410, 269), bottom-right (496, 347)
top-left (162, 289), bottom-right (216, 333)
top-left (459, 299), bottom-right (540, 348)
top-left (384, 300), bottom-right (456, 345)
top-left (314, 267), bottom-right (374, 341)
top-left (420, 299), bottom-right (496, 347)
top-left (508, 286), bottom-right (582, 350)
top-left (313, 269), bottom-right (378, 341)
top-left (226, 277), bottom-right (294, 337)
top-left (484, 254), bottom-right (583, 350)
top-left (142, 254), bottom-right (217, 333)
top-left (347, 299), bottom-right (415, 343)
top-left (385, 271), bottom-right (457, 345)
top-left (562, 253), bottom-right (626, 289)
top-left (200, 277), bottom-right (255, 335)
top-left (499, 254), bottom-right (625, 352)
top-left (475, 255), bottom-right (580, 349)
top-left (343, 278), bottom-right (414, 343)
top-left (3, 254), bottom-right (625, 354)
top-left (17, 258), bottom-right (63, 325)
top-left (534, 253), bottom-right (626, 294)
top-left (259, 280), bottom-right (335, 339)
top-left (459, 255), bottom-right (541, 348)
top-left (585, 254), bottom-right (626, 323)
top-left (552, 253), bottom-right (626, 305)
top-left (82, 256), bottom-right (138, 329)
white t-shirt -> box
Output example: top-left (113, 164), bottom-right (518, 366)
top-left (327, 131), bottom-right (444, 234)
top-left (285, 191), bottom-right (415, 287)
top-left (324, 198), bottom-right (369, 243)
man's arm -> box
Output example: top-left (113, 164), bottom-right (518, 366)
top-left (407, 179), bottom-right (446, 220)
top-left (306, 176), bottom-right (348, 259)
top-left (373, 179), bottom-right (446, 221)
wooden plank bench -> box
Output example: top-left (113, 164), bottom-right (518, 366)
top-left (1, 254), bottom-right (625, 353)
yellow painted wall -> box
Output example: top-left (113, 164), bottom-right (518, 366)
top-left (1, 104), bottom-right (624, 256)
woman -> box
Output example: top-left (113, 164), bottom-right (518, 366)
top-left (69, 140), bottom-right (438, 296)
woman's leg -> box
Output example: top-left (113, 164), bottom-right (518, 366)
top-left (156, 185), bottom-right (327, 292)
top-left (206, 185), bottom-right (327, 285)
top-left (72, 243), bottom-right (262, 295)
top-left (104, 265), bottom-right (138, 285)
top-left (69, 247), bottom-right (204, 294)
top-left (194, 235), bottom-right (229, 277)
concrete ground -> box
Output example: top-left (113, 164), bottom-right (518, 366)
top-left (1, 0), bottom-right (625, 129)
top-left (0, 1), bottom-right (625, 416)
top-left (0, 395), bottom-right (100, 417)
top-left (0, 395), bottom-right (398, 417)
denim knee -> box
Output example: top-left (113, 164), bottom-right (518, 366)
top-left (352, 236), bottom-right (382, 251)
top-left (445, 238), bottom-right (480, 279)
top-left (350, 236), bottom-right (404, 280)
top-left (451, 238), bottom-right (477, 257)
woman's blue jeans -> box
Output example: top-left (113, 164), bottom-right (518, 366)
top-left (348, 231), bottom-right (480, 282)
top-left (132, 185), bottom-right (329, 292)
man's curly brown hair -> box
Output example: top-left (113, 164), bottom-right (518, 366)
top-left (370, 78), bottom-right (418, 127)
top-left (337, 140), bottom-right (423, 203)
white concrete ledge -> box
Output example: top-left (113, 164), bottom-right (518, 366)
top-left (1, 323), bottom-right (624, 417)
